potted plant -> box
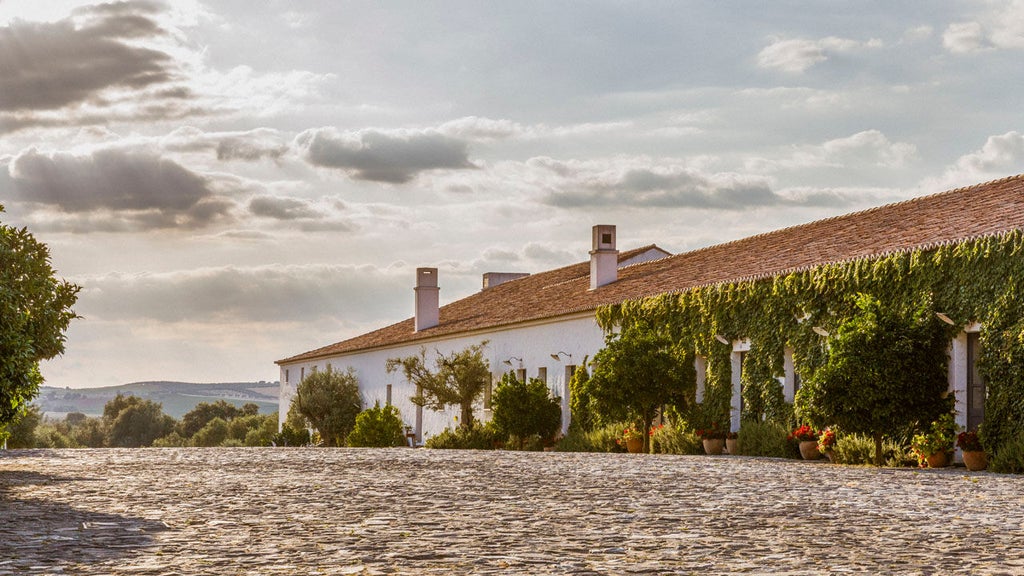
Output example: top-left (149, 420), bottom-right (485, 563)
top-left (788, 425), bottom-right (821, 460)
top-left (957, 430), bottom-right (987, 471)
top-left (695, 422), bottom-right (726, 455)
top-left (911, 412), bottom-right (956, 468)
top-left (817, 428), bottom-right (837, 462)
top-left (617, 427), bottom-right (645, 454)
top-left (725, 431), bottom-right (739, 455)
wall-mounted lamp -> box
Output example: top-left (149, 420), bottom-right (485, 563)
top-left (714, 334), bottom-right (730, 345)
top-left (935, 312), bottom-right (955, 326)
top-left (812, 326), bottom-right (830, 337)
top-left (550, 351), bottom-right (571, 361)
top-left (502, 356), bottom-right (523, 366)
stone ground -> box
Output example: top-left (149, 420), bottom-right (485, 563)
top-left (1, 449), bottom-right (1023, 575)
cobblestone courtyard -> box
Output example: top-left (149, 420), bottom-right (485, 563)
top-left (1, 448), bottom-right (1023, 575)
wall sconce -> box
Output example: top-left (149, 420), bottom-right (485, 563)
top-left (935, 312), bottom-right (955, 325)
top-left (502, 356), bottom-right (523, 366)
top-left (812, 326), bottom-right (830, 337)
top-left (550, 351), bottom-right (571, 361)
top-left (714, 334), bottom-right (730, 345)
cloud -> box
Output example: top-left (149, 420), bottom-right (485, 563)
top-left (757, 36), bottom-right (883, 73)
top-left (0, 2), bottom-right (177, 112)
top-left (161, 126), bottom-right (289, 161)
top-left (943, 22), bottom-right (989, 53)
top-left (248, 196), bottom-right (321, 220)
top-left (748, 130), bottom-right (916, 172)
top-left (943, 1), bottom-right (1024, 53)
top-left (924, 131), bottom-right (1024, 190)
top-left (295, 127), bottom-right (476, 183)
top-left (8, 146), bottom-right (234, 230)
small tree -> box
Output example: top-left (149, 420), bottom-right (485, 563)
top-left (178, 400), bottom-right (244, 439)
top-left (0, 206), bottom-right (80, 427)
top-left (2, 404), bottom-right (42, 448)
top-left (104, 395), bottom-right (175, 447)
top-left (386, 342), bottom-right (490, 430)
top-left (586, 325), bottom-right (692, 452)
top-left (291, 367), bottom-right (363, 446)
top-left (348, 402), bottom-right (407, 447)
top-left (491, 372), bottom-right (562, 449)
top-left (797, 294), bottom-right (951, 466)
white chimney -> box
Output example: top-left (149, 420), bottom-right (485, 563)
top-left (590, 224), bottom-right (618, 290)
top-left (414, 267), bottom-right (439, 331)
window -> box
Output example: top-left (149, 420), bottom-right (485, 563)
top-left (285, 369), bottom-right (290, 384)
top-left (516, 368), bottom-right (527, 383)
top-left (386, 384), bottom-right (393, 406)
top-left (484, 373), bottom-right (494, 410)
top-left (537, 367), bottom-right (547, 383)
top-left (300, 367), bottom-right (305, 381)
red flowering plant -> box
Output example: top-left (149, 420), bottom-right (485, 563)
top-left (649, 424), bottom-right (665, 437)
top-left (616, 427), bottom-right (645, 446)
top-left (725, 431), bottom-right (738, 440)
top-left (695, 422), bottom-right (727, 440)
top-left (816, 428), bottom-right (836, 452)
top-left (956, 430), bottom-right (983, 452)
top-left (788, 424), bottom-right (818, 442)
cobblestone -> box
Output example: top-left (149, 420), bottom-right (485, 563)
top-left (1, 448), bottom-right (1023, 575)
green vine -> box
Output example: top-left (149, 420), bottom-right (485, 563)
top-left (595, 230), bottom-right (1024, 454)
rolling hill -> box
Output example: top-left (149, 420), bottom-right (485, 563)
top-left (35, 381), bottom-right (280, 419)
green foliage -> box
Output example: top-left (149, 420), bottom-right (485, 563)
top-left (273, 423), bottom-right (312, 447)
top-left (3, 404), bottom-right (42, 448)
top-left (797, 294), bottom-right (951, 465)
top-left (0, 208), bottom-right (80, 426)
top-left (556, 422), bottom-right (628, 453)
top-left (829, 433), bottom-right (914, 467)
top-left (178, 400), bottom-right (245, 439)
top-left (585, 321), bottom-right (694, 451)
top-left (104, 394), bottom-right (175, 448)
top-left (348, 402), bottom-right (407, 447)
top-left (152, 432), bottom-right (188, 447)
top-left (977, 280), bottom-right (1024, 453)
top-left (386, 342), bottom-right (490, 430)
top-left (736, 421), bottom-right (798, 458)
top-left (192, 417), bottom-right (230, 447)
top-left (491, 372), bottom-right (562, 449)
top-left (424, 421), bottom-right (500, 450)
top-left (910, 412), bottom-right (957, 465)
top-left (567, 358), bottom-right (594, 432)
top-left (650, 423), bottom-right (703, 455)
top-left (989, 431), bottom-right (1024, 474)
top-left (291, 367), bottom-right (363, 446)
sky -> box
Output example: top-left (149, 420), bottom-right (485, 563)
top-left (3, 1), bottom-right (1024, 389)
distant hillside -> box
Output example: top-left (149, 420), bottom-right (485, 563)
top-left (35, 381), bottom-right (280, 419)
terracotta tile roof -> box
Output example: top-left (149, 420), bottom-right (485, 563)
top-left (278, 174), bottom-right (1024, 364)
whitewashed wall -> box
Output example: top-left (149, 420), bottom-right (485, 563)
top-left (278, 312), bottom-right (605, 443)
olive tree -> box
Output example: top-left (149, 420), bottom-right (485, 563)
top-left (386, 342), bottom-right (490, 430)
top-left (796, 294), bottom-right (952, 466)
top-left (103, 394), bottom-right (175, 448)
top-left (0, 206), bottom-right (79, 426)
top-left (291, 368), bottom-right (363, 446)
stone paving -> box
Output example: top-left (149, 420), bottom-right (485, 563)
top-left (1, 448), bottom-right (1023, 575)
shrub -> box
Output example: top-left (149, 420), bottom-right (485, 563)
top-left (242, 415), bottom-right (278, 447)
top-left (491, 372), bottom-right (562, 449)
top-left (737, 421), bottom-right (797, 458)
top-left (424, 421), bottom-right (500, 450)
top-left (556, 422), bottom-right (628, 453)
top-left (220, 438), bottom-right (245, 448)
top-left (830, 433), bottom-right (913, 466)
top-left (348, 402), bottom-right (407, 447)
top-left (152, 432), bottom-right (188, 447)
top-left (291, 368), bottom-right (363, 446)
top-left (650, 423), bottom-right (702, 455)
top-left (990, 432), bottom-right (1024, 474)
top-left (273, 423), bottom-right (311, 447)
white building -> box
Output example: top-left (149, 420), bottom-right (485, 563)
top-left (278, 174), bottom-right (1024, 443)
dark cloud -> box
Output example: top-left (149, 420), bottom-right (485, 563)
top-left (296, 127), bottom-right (476, 183)
top-left (249, 196), bottom-right (321, 220)
top-left (9, 147), bottom-right (232, 230)
top-left (0, 2), bottom-right (176, 112)
top-left (162, 127), bottom-right (289, 162)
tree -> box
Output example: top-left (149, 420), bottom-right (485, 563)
top-left (104, 394), bottom-right (175, 447)
top-left (348, 402), bottom-right (407, 447)
top-left (491, 372), bottom-right (562, 449)
top-left (2, 404), bottom-right (42, 448)
top-left (586, 325), bottom-right (692, 452)
top-left (178, 400), bottom-right (244, 439)
top-left (0, 206), bottom-right (80, 426)
top-left (386, 342), bottom-right (490, 430)
top-left (291, 368), bottom-right (363, 446)
top-left (796, 294), bottom-right (952, 466)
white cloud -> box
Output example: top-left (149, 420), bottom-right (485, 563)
top-left (756, 36), bottom-right (883, 73)
top-left (943, 1), bottom-right (1024, 53)
top-left (943, 22), bottom-right (989, 53)
top-left (924, 131), bottom-right (1024, 190)
top-left (756, 130), bottom-right (916, 171)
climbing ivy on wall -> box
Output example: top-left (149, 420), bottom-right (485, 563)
top-left (595, 230), bottom-right (1024, 454)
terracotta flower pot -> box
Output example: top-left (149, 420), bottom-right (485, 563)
top-left (726, 438), bottom-right (738, 455)
top-left (799, 440), bottom-right (821, 460)
top-left (702, 438), bottom-right (724, 455)
top-left (926, 451), bottom-right (949, 468)
top-left (625, 437), bottom-right (644, 454)
top-left (962, 450), bottom-right (987, 471)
